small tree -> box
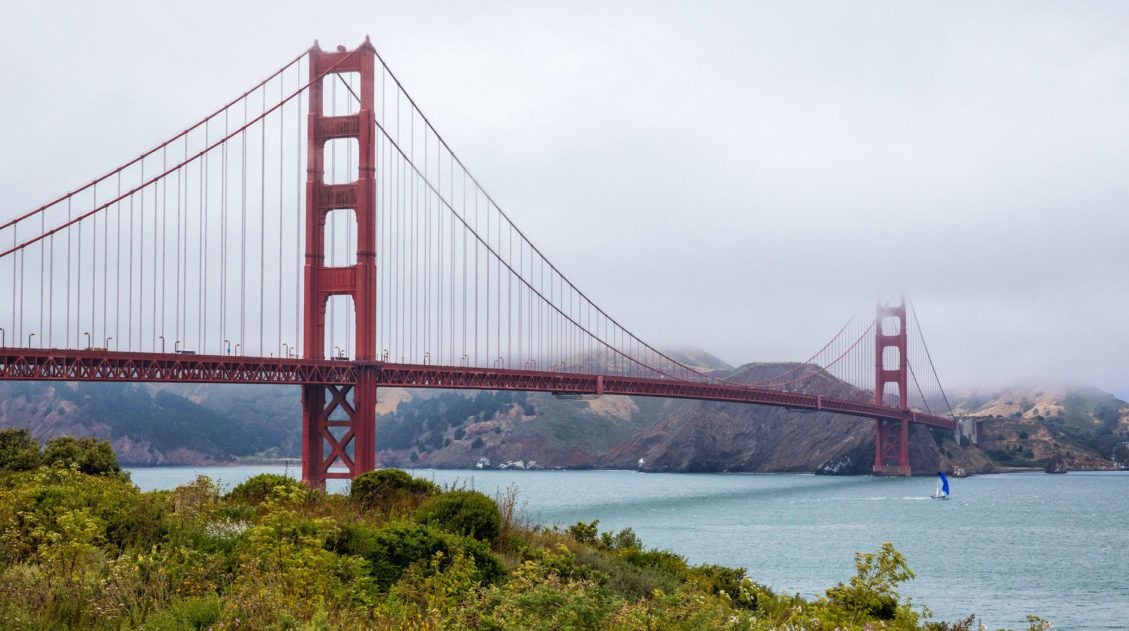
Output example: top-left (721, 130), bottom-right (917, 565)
top-left (0, 428), bottom-right (41, 471)
top-left (42, 435), bottom-right (120, 475)
top-left (825, 542), bottom-right (915, 623)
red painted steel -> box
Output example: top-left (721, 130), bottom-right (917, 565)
top-left (0, 349), bottom-right (354, 383)
top-left (301, 39), bottom-right (380, 489)
top-left (0, 41), bottom-right (963, 485)
top-left (0, 349), bottom-right (956, 431)
top-left (873, 299), bottom-right (912, 475)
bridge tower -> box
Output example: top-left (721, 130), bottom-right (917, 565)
top-left (301, 39), bottom-right (379, 489)
top-left (873, 298), bottom-right (911, 476)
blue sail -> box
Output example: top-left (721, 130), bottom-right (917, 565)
top-left (939, 472), bottom-right (950, 496)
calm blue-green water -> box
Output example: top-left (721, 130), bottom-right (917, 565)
top-left (127, 467), bottom-right (1129, 630)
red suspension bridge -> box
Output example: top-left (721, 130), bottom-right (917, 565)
top-left (0, 39), bottom-right (967, 488)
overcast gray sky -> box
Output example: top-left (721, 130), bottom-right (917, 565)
top-left (2, 1), bottom-right (1127, 397)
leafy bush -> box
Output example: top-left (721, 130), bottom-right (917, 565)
top-left (687, 564), bottom-right (758, 609)
top-left (338, 521), bottom-right (503, 590)
top-left (142, 595), bottom-right (221, 630)
top-left (0, 438), bottom-right (1024, 630)
top-left (42, 436), bottom-right (120, 475)
top-left (620, 547), bottom-right (690, 578)
top-left (0, 429), bottom-right (41, 471)
top-left (567, 520), bottom-right (600, 546)
top-left (825, 541), bottom-right (915, 622)
top-left (228, 472), bottom-right (303, 505)
top-left (350, 468), bottom-right (439, 511)
top-left (415, 490), bottom-right (501, 542)
top-left (600, 527), bottom-right (642, 551)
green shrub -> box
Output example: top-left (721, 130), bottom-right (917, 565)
top-left (0, 428), bottom-right (41, 471)
top-left (338, 521), bottom-right (503, 590)
top-left (687, 564), bottom-right (758, 609)
top-left (42, 435), bottom-right (120, 475)
top-left (619, 547), bottom-right (689, 578)
top-left (104, 489), bottom-right (172, 551)
top-left (142, 595), bottom-right (222, 630)
top-left (571, 546), bottom-right (680, 601)
top-left (600, 527), bottom-right (642, 551)
top-left (415, 490), bottom-right (501, 542)
top-left (350, 469), bottom-right (439, 511)
top-left (825, 542), bottom-right (915, 622)
top-left (228, 473), bottom-right (303, 505)
top-left (567, 520), bottom-right (600, 546)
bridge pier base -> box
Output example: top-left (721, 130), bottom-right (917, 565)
top-left (301, 376), bottom-right (377, 491)
top-left (872, 417), bottom-right (911, 476)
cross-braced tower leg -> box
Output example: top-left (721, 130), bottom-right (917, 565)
top-left (873, 298), bottom-right (911, 476)
top-left (301, 39), bottom-right (379, 489)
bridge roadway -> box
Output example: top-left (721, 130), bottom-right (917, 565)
top-left (0, 348), bottom-right (955, 430)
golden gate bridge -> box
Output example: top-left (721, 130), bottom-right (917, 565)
top-left (0, 39), bottom-right (968, 488)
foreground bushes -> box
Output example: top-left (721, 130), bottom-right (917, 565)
top-left (350, 467), bottom-right (439, 513)
top-left (0, 438), bottom-right (1041, 629)
top-left (415, 489), bottom-right (502, 542)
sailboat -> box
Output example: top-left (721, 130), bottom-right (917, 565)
top-left (931, 471), bottom-right (951, 500)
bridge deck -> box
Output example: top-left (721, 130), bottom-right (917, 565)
top-left (0, 348), bottom-right (954, 429)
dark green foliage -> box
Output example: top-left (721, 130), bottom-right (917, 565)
top-left (825, 542), bottom-right (915, 622)
top-left (415, 490), bottom-right (501, 542)
top-left (228, 472), bottom-right (304, 505)
top-left (0, 455), bottom-right (993, 629)
top-left (0, 382), bottom-right (295, 465)
top-left (471, 436), bottom-right (485, 449)
top-left (42, 435), bottom-right (120, 475)
top-left (336, 521), bottom-right (503, 590)
top-left (350, 469), bottom-right (440, 511)
top-left (620, 547), bottom-right (690, 577)
top-left (567, 520), bottom-right (600, 545)
top-left (142, 595), bottom-right (222, 630)
top-left (572, 546), bottom-right (681, 601)
top-left (379, 391), bottom-right (528, 450)
top-left (104, 489), bottom-right (172, 550)
top-left (688, 564), bottom-right (759, 609)
top-left (0, 428), bottom-right (41, 471)
top-left (600, 527), bottom-right (642, 551)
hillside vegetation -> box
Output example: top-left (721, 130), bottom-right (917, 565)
top-left (0, 429), bottom-right (1042, 630)
top-left (3, 368), bottom-right (1125, 474)
top-left (956, 387), bottom-right (1129, 470)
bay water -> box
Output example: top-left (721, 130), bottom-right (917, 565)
top-left (127, 467), bottom-right (1128, 630)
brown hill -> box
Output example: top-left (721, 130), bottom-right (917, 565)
top-left (955, 386), bottom-right (1128, 470)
